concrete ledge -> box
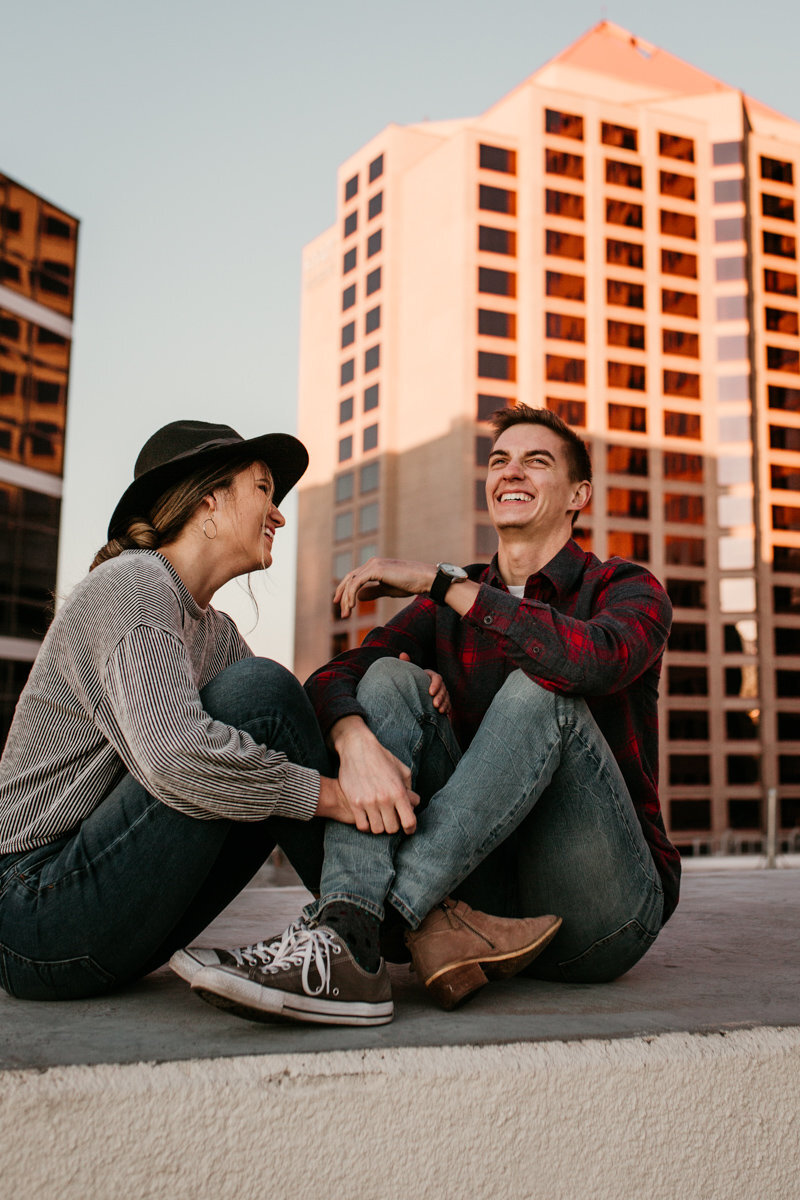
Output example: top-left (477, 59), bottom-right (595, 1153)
top-left (2, 1026), bottom-right (798, 1199)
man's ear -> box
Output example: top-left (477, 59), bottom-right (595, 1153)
top-left (569, 480), bottom-right (592, 513)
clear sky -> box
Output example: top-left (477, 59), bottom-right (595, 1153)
top-left (3, 0), bottom-right (799, 665)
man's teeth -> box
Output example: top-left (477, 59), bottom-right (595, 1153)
top-left (500, 493), bottom-right (531, 502)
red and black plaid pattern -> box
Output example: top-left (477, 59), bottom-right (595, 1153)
top-left (306, 539), bottom-right (680, 922)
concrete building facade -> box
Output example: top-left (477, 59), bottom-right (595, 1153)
top-left (295, 22), bottom-right (800, 853)
top-left (0, 173), bottom-right (79, 746)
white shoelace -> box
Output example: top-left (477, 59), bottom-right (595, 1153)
top-left (229, 919), bottom-right (306, 967)
top-left (262, 925), bottom-right (343, 996)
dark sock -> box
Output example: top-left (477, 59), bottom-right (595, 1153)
top-left (318, 901), bottom-right (381, 973)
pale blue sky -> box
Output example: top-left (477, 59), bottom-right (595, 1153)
top-left (3, 0), bottom-right (798, 664)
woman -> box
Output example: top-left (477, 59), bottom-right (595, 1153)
top-left (0, 419), bottom-right (375, 1001)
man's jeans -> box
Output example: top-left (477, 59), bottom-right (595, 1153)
top-left (314, 658), bottom-right (664, 983)
top-left (0, 658), bottom-right (329, 1001)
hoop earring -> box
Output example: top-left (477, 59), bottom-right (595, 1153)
top-left (202, 517), bottom-right (218, 540)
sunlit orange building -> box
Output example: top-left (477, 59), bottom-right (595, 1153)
top-left (0, 173), bottom-right (79, 744)
top-left (296, 22), bottom-right (800, 852)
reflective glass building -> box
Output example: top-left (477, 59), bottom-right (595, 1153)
top-left (296, 23), bottom-right (800, 852)
top-left (0, 172), bottom-right (79, 745)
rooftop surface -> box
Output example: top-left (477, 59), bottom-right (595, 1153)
top-left (1, 862), bottom-right (797, 1071)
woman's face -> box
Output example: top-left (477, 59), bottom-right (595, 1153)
top-left (219, 462), bottom-right (284, 574)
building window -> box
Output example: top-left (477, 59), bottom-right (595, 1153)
top-left (714, 178), bottom-right (742, 204)
top-left (764, 231), bottom-right (797, 260)
top-left (777, 712), bottom-right (800, 738)
top-left (359, 502), bottom-right (379, 534)
top-left (368, 154), bottom-right (384, 182)
top-left (367, 230), bottom-right (382, 258)
top-left (660, 171), bottom-right (695, 200)
top-left (664, 410), bottom-right (702, 439)
top-left (479, 185), bottom-right (516, 215)
top-left (606, 199), bottom-right (643, 229)
top-left (607, 279), bottom-right (644, 308)
top-left (663, 330), bottom-right (700, 358)
top-left (661, 210), bottom-right (697, 239)
top-left (340, 359), bottom-right (354, 385)
top-left (669, 755), bottom-right (710, 786)
top-left (479, 144), bottom-right (517, 174)
top-left (669, 710), bottom-right (709, 740)
top-left (333, 549), bottom-right (352, 578)
top-left (607, 445), bottom-right (649, 476)
top-left (715, 217), bottom-right (745, 243)
top-left (475, 436), bottom-right (492, 466)
top-left (358, 542), bottom-right (379, 566)
top-left (341, 321), bottom-right (355, 348)
top-left (608, 403), bottom-right (646, 432)
top-left (343, 248), bottom-right (357, 273)
top-left (607, 361), bottom-right (645, 390)
top-left (367, 304), bottom-right (383, 333)
top-left (668, 666), bottom-right (708, 695)
top-left (546, 190), bottom-right (584, 220)
top-left (765, 269), bottom-right (798, 297)
top-left (547, 313), bottom-right (585, 342)
top-left (716, 295), bottom-right (746, 320)
top-left (767, 346), bottom-right (800, 374)
top-left (339, 396), bottom-right (353, 424)
top-left (366, 268), bottom-right (381, 295)
top-left (342, 284), bottom-right (356, 311)
top-left (601, 122), bottom-right (637, 151)
top-left (760, 156), bottom-right (794, 185)
top-left (364, 383), bottom-right (379, 411)
top-left (479, 225), bottom-right (516, 255)
top-left (368, 192), bottom-right (383, 220)
top-left (770, 424), bottom-right (800, 451)
top-left (775, 626), bottom-right (800, 654)
top-left (669, 622), bottom-right (708, 653)
top-left (338, 436), bottom-right (353, 462)
top-left (665, 492), bottom-right (704, 523)
top-left (606, 239), bottom-right (644, 269)
top-left (765, 308), bottom-right (799, 335)
top-left (605, 160), bottom-right (642, 189)
top-left (665, 535), bottom-right (705, 566)
top-left (335, 472), bottom-right (354, 503)
top-left (547, 398), bottom-right (585, 427)
top-left (546, 230), bottom-right (585, 260)
top-left (768, 384), bottom-right (800, 411)
top-left (545, 355), bottom-right (584, 384)
top-left (608, 487), bottom-right (649, 518)
top-left (762, 193), bottom-right (796, 221)
top-left (360, 461), bottom-right (379, 493)
top-left (335, 511), bottom-right (353, 541)
top-left (546, 270), bottom-right (584, 301)
top-left (774, 545), bottom-right (800, 571)
top-left (344, 174), bottom-right (358, 201)
top-left (477, 393), bottom-right (513, 421)
top-left (668, 579), bottom-right (706, 610)
top-left (344, 211), bottom-right (357, 237)
top-left (774, 586), bottom-right (800, 614)
top-left (773, 505), bottom-right (800, 531)
top-left (660, 291), bottom-right (699, 320)
top-left (479, 351), bottom-right (516, 381)
top-left (479, 267), bottom-right (516, 297)
top-left (662, 250), bottom-right (698, 278)
top-left (364, 344), bottom-right (380, 373)
top-left (717, 257), bottom-right (746, 282)
top-left (664, 452), bottom-right (703, 482)
top-left (607, 531), bottom-right (650, 561)
top-left (545, 149), bottom-right (584, 180)
top-left (545, 108), bottom-right (583, 139)
top-left (607, 320), bottom-right (645, 349)
top-left (659, 133), bottom-right (695, 162)
top-left (713, 142), bottom-right (742, 166)
top-left (363, 424), bottom-right (378, 452)
top-left (474, 479), bottom-right (487, 512)
top-left (670, 800), bottom-right (711, 831)
top-left (479, 309), bottom-right (516, 338)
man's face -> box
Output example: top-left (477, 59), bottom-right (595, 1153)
top-left (485, 423), bottom-right (589, 537)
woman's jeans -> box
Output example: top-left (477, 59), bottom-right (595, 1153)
top-left (313, 658), bottom-right (664, 983)
top-left (0, 658), bottom-right (329, 1001)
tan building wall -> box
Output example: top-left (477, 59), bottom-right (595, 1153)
top-left (296, 21), bottom-right (800, 853)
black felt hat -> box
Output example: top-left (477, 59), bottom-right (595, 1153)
top-left (108, 420), bottom-right (309, 539)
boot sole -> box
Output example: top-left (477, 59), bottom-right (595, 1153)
top-left (423, 917), bottom-right (563, 1011)
top-left (191, 967), bottom-right (394, 1027)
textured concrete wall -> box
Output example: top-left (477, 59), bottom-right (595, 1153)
top-left (2, 1027), bottom-right (797, 1199)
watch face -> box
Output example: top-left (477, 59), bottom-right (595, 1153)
top-left (437, 563), bottom-right (467, 581)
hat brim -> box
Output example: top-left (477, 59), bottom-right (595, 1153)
top-left (107, 432), bottom-right (309, 540)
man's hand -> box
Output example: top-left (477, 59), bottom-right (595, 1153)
top-left (334, 557), bottom-right (437, 618)
top-left (398, 652), bottom-right (451, 716)
top-left (328, 715), bottom-right (420, 834)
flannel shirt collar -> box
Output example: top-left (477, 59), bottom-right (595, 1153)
top-left (485, 537), bottom-right (588, 599)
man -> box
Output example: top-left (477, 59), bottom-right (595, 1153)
top-left (184, 406), bottom-right (678, 1025)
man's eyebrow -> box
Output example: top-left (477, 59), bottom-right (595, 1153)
top-left (488, 447), bottom-right (557, 461)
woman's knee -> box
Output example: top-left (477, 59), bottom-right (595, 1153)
top-left (201, 657), bottom-right (308, 725)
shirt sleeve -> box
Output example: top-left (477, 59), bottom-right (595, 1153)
top-left (305, 596), bottom-right (437, 736)
top-left (95, 625), bottom-right (320, 821)
top-left (463, 565), bottom-right (672, 695)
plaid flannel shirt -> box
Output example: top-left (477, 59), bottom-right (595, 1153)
top-left (305, 538), bottom-right (680, 923)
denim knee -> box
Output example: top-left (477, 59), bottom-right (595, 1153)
top-left (200, 657), bottom-right (308, 727)
top-left (357, 656), bottom-right (430, 709)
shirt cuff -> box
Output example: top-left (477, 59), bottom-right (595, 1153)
top-left (270, 762), bottom-right (320, 821)
top-left (465, 582), bottom-right (519, 637)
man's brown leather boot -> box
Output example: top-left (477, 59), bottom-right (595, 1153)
top-left (405, 899), bottom-right (562, 1011)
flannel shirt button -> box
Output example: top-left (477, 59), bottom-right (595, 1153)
top-left (483, 616), bottom-right (493, 625)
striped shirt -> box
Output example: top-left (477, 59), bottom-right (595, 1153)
top-left (0, 550), bottom-right (319, 853)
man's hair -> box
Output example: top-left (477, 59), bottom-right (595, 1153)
top-left (489, 404), bottom-right (592, 484)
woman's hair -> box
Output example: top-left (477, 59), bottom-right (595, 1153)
top-left (90, 458), bottom-right (272, 570)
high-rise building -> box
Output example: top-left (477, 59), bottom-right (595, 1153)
top-left (0, 173), bottom-right (79, 745)
top-left (296, 21), bottom-right (800, 853)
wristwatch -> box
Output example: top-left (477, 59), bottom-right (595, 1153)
top-left (429, 562), bottom-right (469, 605)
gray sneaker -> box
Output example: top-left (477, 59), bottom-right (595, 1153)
top-left (169, 919), bottom-right (308, 983)
top-left (190, 923), bottom-right (393, 1026)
